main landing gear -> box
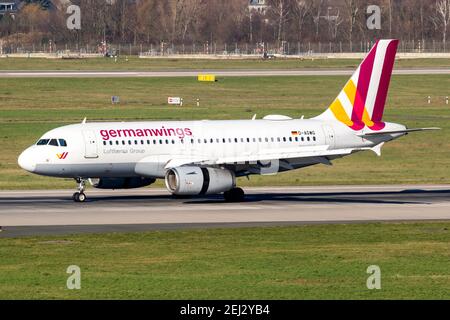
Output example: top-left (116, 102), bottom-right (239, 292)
top-left (72, 178), bottom-right (87, 203)
top-left (224, 187), bottom-right (245, 202)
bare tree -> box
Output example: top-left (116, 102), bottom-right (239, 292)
top-left (292, 0), bottom-right (312, 42)
top-left (344, 0), bottom-right (362, 51)
top-left (269, 0), bottom-right (291, 47)
top-left (326, 8), bottom-right (343, 41)
top-left (177, 0), bottom-right (204, 42)
top-left (311, 0), bottom-right (323, 40)
top-left (431, 0), bottom-right (450, 50)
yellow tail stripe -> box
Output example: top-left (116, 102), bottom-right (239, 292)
top-left (344, 80), bottom-right (357, 105)
top-left (329, 99), bottom-right (353, 126)
top-left (362, 108), bottom-right (375, 127)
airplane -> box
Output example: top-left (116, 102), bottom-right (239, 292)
top-left (18, 39), bottom-right (439, 202)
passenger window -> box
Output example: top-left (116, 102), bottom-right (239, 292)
top-left (49, 139), bottom-right (59, 146)
top-left (283, 137), bottom-right (286, 142)
top-left (234, 138), bottom-right (238, 143)
top-left (116, 141), bottom-right (119, 145)
top-left (58, 139), bottom-right (67, 147)
top-left (289, 137), bottom-right (293, 142)
top-left (103, 141), bottom-right (107, 146)
top-left (247, 138), bottom-right (250, 143)
top-left (307, 137), bottom-right (310, 141)
top-left (295, 137), bottom-right (299, 142)
top-left (313, 137), bottom-right (316, 141)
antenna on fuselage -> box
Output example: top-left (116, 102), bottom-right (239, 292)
top-left (82, 117), bottom-right (87, 124)
top-left (252, 114), bottom-right (257, 120)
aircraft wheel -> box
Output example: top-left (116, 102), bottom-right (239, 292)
top-left (73, 192), bottom-right (86, 202)
top-left (77, 192), bottom-right (87, 203)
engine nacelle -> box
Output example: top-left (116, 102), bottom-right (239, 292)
top-left (165, 167), bottom-right (235, 196)
top-left (89, 177), bottom-right (156, 189)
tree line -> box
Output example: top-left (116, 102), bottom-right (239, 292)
top-left (1, 0), bottom-right (449, 51)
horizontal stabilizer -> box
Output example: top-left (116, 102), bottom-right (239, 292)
top-left (358, 127), bottom-right (440, 138)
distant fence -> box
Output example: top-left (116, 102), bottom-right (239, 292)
top-left (1, 40), bottom-right (450, 57)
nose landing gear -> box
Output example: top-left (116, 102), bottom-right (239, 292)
top-left (73, 178), bottom-right (87, 202)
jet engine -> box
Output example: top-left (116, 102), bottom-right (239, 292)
top-left (165, 167), bottom-right (235, 196)
top-left (89, 177), bottom-right (156, 189)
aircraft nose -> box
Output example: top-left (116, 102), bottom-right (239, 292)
top-left (18, 149), bottom-right (36, 173)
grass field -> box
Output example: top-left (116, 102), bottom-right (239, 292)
top-left (0, 74), bottom-right (449, 190)
top-left (0, 222), bottom-right (449, 299)
top-left (1, 56), bottom-right (450, 71)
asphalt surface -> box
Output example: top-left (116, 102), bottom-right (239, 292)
top-left (0, 69), bottom-right (449, 78)
top-left (0, 185), bottom-right (449, 237)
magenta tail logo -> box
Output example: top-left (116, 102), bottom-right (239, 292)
top-left (328, 39), bottom-right (399, 131)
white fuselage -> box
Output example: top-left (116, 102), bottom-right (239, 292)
top-left (18, 118), bottom-right (405, 180)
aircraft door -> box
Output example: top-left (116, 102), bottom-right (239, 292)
top-left (82, 130), bottom-right (99, 159)
top-left (322, 125), bottom-right (335, 149)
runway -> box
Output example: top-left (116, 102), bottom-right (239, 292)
top-left (0, 185), bottom-right (449, 237)
top-left (0, 69), bottom-right (449, 78)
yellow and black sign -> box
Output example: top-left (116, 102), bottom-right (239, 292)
top-left (198, 74), bottom-right (216, 82)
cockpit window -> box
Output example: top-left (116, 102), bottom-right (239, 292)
top-left (37, 139), bottom-right (50, 145)
top-left (36, 138), bottom-right (67, 146)
top-left (58, 139), bottom-right (67, 147)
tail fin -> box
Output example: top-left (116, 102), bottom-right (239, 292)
top-left (317, 39), bottom-right (399, 131)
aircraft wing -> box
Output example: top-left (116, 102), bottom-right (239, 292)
top-left (164, 146), bottom-right (359, 169)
